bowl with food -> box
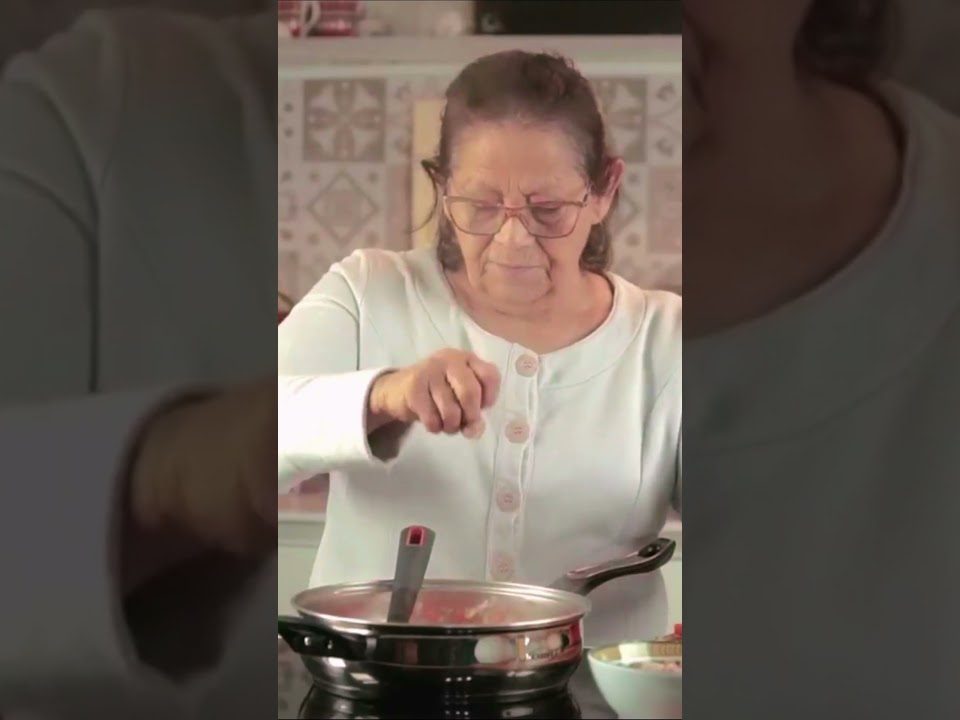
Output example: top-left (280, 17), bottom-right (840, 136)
top-left (587, 625), bottom-right (682, 719)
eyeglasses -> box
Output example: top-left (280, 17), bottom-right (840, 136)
top-left (442, 189), bottom-right (591, 239)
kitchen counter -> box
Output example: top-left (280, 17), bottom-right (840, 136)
top-left (279, 640), bottom-right (618, 719)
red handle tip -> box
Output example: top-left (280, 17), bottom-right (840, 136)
top-left (407, 526), bottom-right (426, 545)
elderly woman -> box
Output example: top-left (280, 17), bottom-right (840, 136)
top-left (277, 50), bottom-right (682, 645)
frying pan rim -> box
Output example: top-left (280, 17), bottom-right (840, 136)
top-left (290, 578), bottom-right (592, 635)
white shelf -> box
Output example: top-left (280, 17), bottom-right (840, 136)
top-left (278, 34), bottom-right (680, 78)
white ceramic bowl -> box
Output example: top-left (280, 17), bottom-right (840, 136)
top-left (588, 641), bottom-right (682, 719)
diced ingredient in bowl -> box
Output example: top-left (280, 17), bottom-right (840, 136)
top-left (625, 660), bottom-right (682, 673)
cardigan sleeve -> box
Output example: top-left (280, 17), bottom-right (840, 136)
top-left (278, 251), bottom-right (406, 490)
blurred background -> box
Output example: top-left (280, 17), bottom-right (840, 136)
top-left (0, 0), bottom-right (269, 65)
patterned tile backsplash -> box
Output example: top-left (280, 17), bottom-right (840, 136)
top-left (278, 70), bottom-right (681, 302)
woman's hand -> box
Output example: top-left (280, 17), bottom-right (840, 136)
top-left (123, 378), bottom-right (276, 592)
top-left (368, 350), bottom-right (501, 438)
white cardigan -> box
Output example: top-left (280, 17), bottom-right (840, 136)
top-left (278, 247), bottom-right (682, 644)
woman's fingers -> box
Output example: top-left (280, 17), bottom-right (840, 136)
top-left (447, 361), bottom-right (486, 439)
top-left (467, 356), bottom-right (501, 409)
top-left (408, 373), bottom-right (443, 433)
top-left (429, 375), bottom-right (463, 434)
top-left (392, 350), bottom-right (501, 437)
top-left (461, 417), bottom-right (486, 440)
top-left (446, 361), bottom-right (484, 428)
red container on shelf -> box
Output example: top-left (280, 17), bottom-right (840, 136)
top-left (316, 1), bottom-right (362, 36)
top-left (279, 1), bottom-right (363, 38)
top-left (277, 0), bottom-right (301, 36)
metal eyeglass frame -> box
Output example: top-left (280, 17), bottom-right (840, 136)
top-left (441, 189), bottom-right (592, 239)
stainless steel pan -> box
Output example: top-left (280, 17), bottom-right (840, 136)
top-left (278, 537), bottom-right (675, 702)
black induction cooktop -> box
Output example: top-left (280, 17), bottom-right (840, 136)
top-left (278, 645), bottom-right (618, 719)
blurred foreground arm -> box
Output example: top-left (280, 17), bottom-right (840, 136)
top-left (0, 10), bottom-right (275, 716)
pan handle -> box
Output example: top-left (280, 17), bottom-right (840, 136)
top-left (551, 538), bottom-right (676, 596)
top-left (278, 616), bottom-right (369, 660)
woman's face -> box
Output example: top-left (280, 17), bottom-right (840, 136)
top-left (444, 121), bottom-right (622, 306)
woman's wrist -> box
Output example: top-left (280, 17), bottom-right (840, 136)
top-left (366, 371), bottom-right (398, 434)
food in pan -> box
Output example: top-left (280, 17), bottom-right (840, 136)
top-left (406, 594), bottom-right (545, 626)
